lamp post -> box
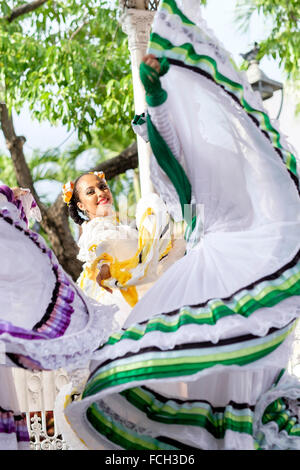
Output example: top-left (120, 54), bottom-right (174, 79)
top-left (119, 1), bottom-right (160, 197)
top-left (242, 45), bottom-right (284, 119)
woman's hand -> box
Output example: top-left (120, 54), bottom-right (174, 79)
top-left (96, 264), bottom-right (113, 294)
top-left (140, 54), bottom-right (169, 106)
top-left (142, 54), bottom-right (161, 76)
top-left (11, 187), bottom-right (30, 199)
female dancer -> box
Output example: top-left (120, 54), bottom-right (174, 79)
top-left (0, 148), bottom-right (184, 449)
top-left (62, 170), bottom-right (185, 326)
top-left (0, 184), bottom-right (118, 448)
top-left (62, 0), bottom-right (300, 450)
top-left (0, 187), bottom-right (38, 450)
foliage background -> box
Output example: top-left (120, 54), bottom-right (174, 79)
top-left (0, 0), bottom-right (298, 275)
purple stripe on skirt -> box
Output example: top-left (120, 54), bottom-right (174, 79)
top-left (0, 185), bottom-right (28, 226)
top-left (0, 410), bottom-right (30, 442)
top-left (0, 190), bottom-right (79, 360)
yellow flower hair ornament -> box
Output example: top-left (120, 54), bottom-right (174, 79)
top-left (62, 181), bottom-right (74, 205)
top-left (89, 171), bottom-right (106, 181)
top-left (62, 172), bottom-right (105, 205)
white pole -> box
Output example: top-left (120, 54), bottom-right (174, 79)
top-left (120, 8), bottom-right (155, 196)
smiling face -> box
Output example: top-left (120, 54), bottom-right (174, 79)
top-left (76, 173), bottom-right (114, 219)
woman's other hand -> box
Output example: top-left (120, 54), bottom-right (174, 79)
top-left (11, 187), bottom-right (30, 199)
top-left (142, 54), bottom-right (161, 76)
top-left (96, 264), bottom-right (113, 294)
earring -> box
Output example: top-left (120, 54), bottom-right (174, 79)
top-left (77, 205), bottom-right (88, 219)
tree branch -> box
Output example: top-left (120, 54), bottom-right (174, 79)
top-left (0, 101), bottom-right (83, 279)
top-left (93, 142), bottom-right (138, 179)
top-left (0, 103), bottom-right (44, 213)
top-left (0, 103), bottom-right (17, 142)
top-left (6, 0), bottom-right (49, 23)
top-left (0, 106), bottom-right (138, 281)
top-left (69, 17), bottom-right (90, 41)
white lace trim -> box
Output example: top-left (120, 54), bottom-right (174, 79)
top-left (1, 287), bottom-right (119, 371)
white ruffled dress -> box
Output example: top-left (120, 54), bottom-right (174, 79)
top-left (76, 193), bottom-right (186, 328)
top-left (0, 186), bottom-right (116, 449)
top-left (62, 0), bottom-right (300, 451)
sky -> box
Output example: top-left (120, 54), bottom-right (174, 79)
top-left (202, 0), bottom-right (283, 81)
top-left (1, 0), bottom-right (299, 199)
top-left (201, 0), bottom-right (300, 158)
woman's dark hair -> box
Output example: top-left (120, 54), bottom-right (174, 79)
top-left (67, 173), bottom-right (89, 226)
